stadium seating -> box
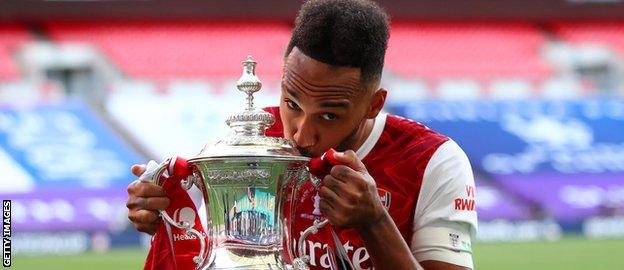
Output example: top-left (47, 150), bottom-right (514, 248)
top-left (0, 48), bottom-right (19, 79)
top-left (45, 22), bottom-right (292, 80)
top-left (385, 23), bottom-right (552, 82)
top-left (552, 22), bottom-right (624, 57)
top-left (45, 22), bottom-right (553, 96)
top-left (0, 24), bottom-right (31, 79)
top-left (45, 22), bottom-right (556, 86)
top-left (0, 24), bottom-right (30, 48)
top-left (8, 21), bottom-right (618, 98)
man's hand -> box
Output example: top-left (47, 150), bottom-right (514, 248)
top-left (318, 150), bottom-right (386, 229)
top-left (126, 164), bottom-right (170, 235)
top-left (317, 150), bottom-right (469, 270)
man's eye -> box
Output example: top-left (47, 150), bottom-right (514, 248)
top-left (321, 113), bottom-right (337, 121)
top-left (286, 100), bottom-right (300, 110)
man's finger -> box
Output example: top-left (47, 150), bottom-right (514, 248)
top-left (318, 185), bottom-right (351, 210)
top-left (127, 196), bottom-right (170, 211)
top-left (131, 164), bottom-right (146, 177)
top-left (135, 223), bottom-right (158, 235)
top-left (127, 181), bottom-right (167, 197)
top-left (329, 165), bottom-right (365, 184)
top-left (128, 209), bottom-right (160, 225)
top-left (332, 150), bottom-right (367, 173)
top-left (322, 174), bottom-right (349, 191)
top-left (145, 197), bottom-right (170, 210)
top-left (318, 186), bottom-right (340, 205)
top-left (319, 200), bottom-right (347, 227)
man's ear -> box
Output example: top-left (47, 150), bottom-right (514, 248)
top-left (366, 88), bottom-right (387, 119)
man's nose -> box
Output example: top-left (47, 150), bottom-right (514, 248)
top-left (293, 117), bottom-right (318, 148)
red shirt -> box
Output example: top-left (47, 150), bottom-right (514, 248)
top-left (264, 107), bottom-right (449, 269)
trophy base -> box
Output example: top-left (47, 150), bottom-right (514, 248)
top-left (205, 246), bottom-right (286, 270)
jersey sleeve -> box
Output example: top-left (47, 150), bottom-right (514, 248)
top-left (410, 140), bottom-right (478, 269)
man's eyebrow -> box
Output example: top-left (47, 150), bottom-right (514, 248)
top-left (285, 88), bottom-right (299, 99)
top-left (320, 100), bottom-right (349, 108)
top-left (284, 84), bottom-right (349, 108)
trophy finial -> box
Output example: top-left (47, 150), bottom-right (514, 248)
top-left (237, 55), bottom-right (262, 110)
top-left (227, 55), bottom-right (274, 136)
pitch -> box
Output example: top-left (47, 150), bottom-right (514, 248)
top-left (9, 236), bottom-right (624, 270)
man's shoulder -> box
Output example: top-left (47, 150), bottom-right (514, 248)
top-left (363, 114), bottom-right (450, 180)
top-left (379, 114), bottom-right (449, 151)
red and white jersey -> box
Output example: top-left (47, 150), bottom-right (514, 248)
top-left (262, 107), bottom-right (478, 269)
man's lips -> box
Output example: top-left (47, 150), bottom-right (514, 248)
top-left (297, 147), bottom-right (314, 157)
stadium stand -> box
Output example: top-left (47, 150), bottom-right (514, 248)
top-left (0, 24), bottom-right (30, 48)
top-left (385, 23), bottom-right (553, 82)
top-left (42, 22), bottom-right (569, 98)
top-left (552, 22), bottom-right (624, 57)
top-left (0, 48), bottom-right (19, 79)
top-left (0, 24), bottom-right (31, 80)
top-left (44, 22), bottom-right (292, 80)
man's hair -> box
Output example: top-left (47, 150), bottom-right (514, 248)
top-left (286, 0), bottom-right (390, 88)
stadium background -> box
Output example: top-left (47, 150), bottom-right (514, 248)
top-left (1, 0), bottom-right (623, 269)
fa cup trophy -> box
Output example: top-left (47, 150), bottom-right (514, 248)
top-left (144, 56), bottom-right (341, 270)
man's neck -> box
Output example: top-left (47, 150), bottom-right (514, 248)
top-left (350, 117), bottom-right (376, 153)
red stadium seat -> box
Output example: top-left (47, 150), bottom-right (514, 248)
top-left (0, 24), bottom-right (31, 49)
top-left (0, 24), bottom-right (31, 79)
top-left (45, 22), bottom-right (292, 80)
top-left (0, 48), bottom-right (20, 79)
top-left (552, 22), bottom-right (624, 57)
top-left (385, 23), bottom-right (552, 81)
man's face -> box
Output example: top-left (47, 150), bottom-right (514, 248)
top-left (280, 47), bottom-right (375, 157)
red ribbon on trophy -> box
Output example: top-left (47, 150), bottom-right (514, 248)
top-left (143, 157), bottom-right (208, 270)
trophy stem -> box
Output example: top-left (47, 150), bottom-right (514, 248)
top-left (246, 93), bottom-right (254, 111)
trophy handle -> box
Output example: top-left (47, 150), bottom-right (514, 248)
top-left (292, 218), bottom-right (330, 270)
top-left (293, 148), bottom-right (354, 270)
top-left (140, 159), bottom-right (207, 269)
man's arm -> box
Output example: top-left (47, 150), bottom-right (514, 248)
top-left (411, 140), bottom-right (477, 269)
top-left (319, 150), bottom-right (470, 270)
top-left (357, 210), bottom-right (470, 270)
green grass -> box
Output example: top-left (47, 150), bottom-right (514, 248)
top-left (473, 237), bottom-right (624, 270)
top-left (11, 248), bottom-right (148, 270)
top-left (10, 237), bottom-right (624, 269)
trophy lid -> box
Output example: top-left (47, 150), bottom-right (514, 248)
top-left (189, 56), bottom-right (309, 162)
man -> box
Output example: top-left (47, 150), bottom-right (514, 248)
top-left (127, 0), bottom-right (477, 269)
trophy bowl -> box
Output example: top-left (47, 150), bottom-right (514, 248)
top-left (189, 156), bottom-right (309, 269)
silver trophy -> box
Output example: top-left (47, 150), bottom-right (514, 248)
top-left (145, 56), bottom-right (336, 270)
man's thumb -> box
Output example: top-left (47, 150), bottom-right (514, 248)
top-left (332, 150), bottom-right (367, 172)
top-left (131, 164), bottom-right (146, 177)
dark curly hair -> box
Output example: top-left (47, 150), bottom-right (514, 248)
top-left (286, 0), bottom-right (390, 89)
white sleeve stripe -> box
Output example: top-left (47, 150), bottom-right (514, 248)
top-left (412, 226), bottom-right (472, 254)
top-left (412, 225), bottom-right (473, 268)
top-left (414, 248), bottom-right (473, 269)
